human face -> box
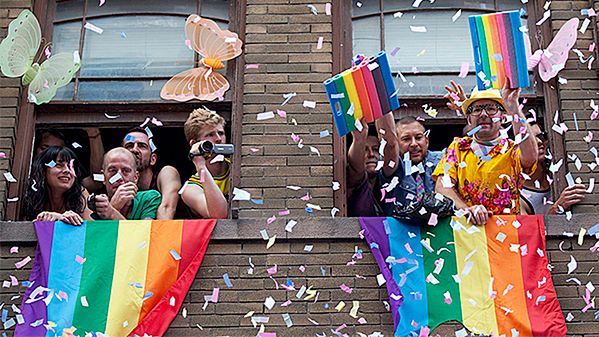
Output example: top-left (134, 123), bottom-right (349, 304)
top-left (103, 152), bottom-right (138, 197)
top-left (364, 136), bottom-right (379, 177)
top-left (36, 134), bottom-right (65, 157)
top-left (530, 124), bottom-right (548, 161)
top-left (467, 99), bottom-right (503, 141)
top-left (197, 124), bottom-right (226, 144)
top-left (123, 132), bottom-right (155, 171)
top-left (45, 159), bottom-right (75, 193)
top-left (397, 122), bottom-right (429, 164)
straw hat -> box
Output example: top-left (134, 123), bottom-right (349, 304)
top-left (461, 88), bottom-right (507, 115)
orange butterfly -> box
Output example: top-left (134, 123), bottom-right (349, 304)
top-left (160, 15), bottom-right (243, 102)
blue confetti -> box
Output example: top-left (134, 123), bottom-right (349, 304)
top-left (286, 279), bottom-right (294, 287)
top-left (481, 155), bottom-right (492, 162)
top-left (320, 266), bottom-right (326, 276)
top-left (223, 273), bottom-right (233, 288)
top-left (149, 139), bottom-right (157, 153)
top-left (383, 219), bottom-right (391, 235)
top-left (45, 160), bottom-right (56, 168)
top-left (324, 303), bottom-right (330, 309)
top-left (535, 295), bottom-right (546, 305)
top-left (120, 31), bottom-right (127, 38)
top-left (370, 242), bottom-right (380, 249)
top-left (251, 199), bottom-right (264, 205)
top-left (467, 125), bottom-right (482, 137)
top-left (128, 282), bottom-right (143, 288)
top-left (1, 309), bottom-right (7, 323)
top-left (169, 249), bottom-right (181, 261)
top-left (519, 8), bottom-right (527, 17)
top-left (594, 310), bottom-right (599, 319)
top-left (588, 223), bottom-right (599, 236)
top-left (143, 291), bottom-right (153, 300)
top-left (493, 54), bottom-right (503, 61)
top-left (409, 292), bottom-right (423, 300)
top-left (30, 318), bottom-right (44, 327)
top-left (319, 130), bottom-right (330, 138)
top-left (144, 127), bottom-right (153, 138)
top-left (305, 207), bottom-right (313, 214)
top-left (22, 281), bottom-right (32, 287)
top-left (124, 134), bottom-right (135, 143)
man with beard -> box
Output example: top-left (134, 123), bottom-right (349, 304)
top-left (520, 121), bottom-right (586, 214)
top-left (95, 148), bottom-right (161, 220)
top-left (122, 128), bottom-right (181, 219)
top-left (433, 85), bottom-right (538, 225)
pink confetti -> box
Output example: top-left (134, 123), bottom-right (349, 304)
top-left (259, 333), bottom-right (277, 337)
top-left (246, 64), bottom-right (259, 69)
top-left (266, 215), bottom-right (276, 224)
top-left (340, 283), bottom-right (353, 294)
top-left (10, 275), bottom-right (18, 286)
top-left (15, 256), bottom-right (31, 269)
top-left (590, 43), bottom-right (596, 52)
top-left (57, 290), bottom-right (69, 301)
top-left (151, 117), bottom-right (163, 126)
top-left (458, 62), bottom-right (469, 78)
top-left (267, 264), bottom-right (278, 275)
top-left (390, 47), bottom-right (400, 57)
top-left (298, 265), bottom-right (306, 272)
top-left (75, 255), bottom-right (86, 264)
top-left (325, 2), bottom-right (331, 15)
top-left (10, 246), bottom-right (18, 253)
top-left (411, 320), bottom-right (419, 328)
top-left (211, 287), bottom-right (219, 303)
top-left (184, 39), bottom-right (192, 50)
top-left (591, 110), bottom-right (598, 120)
top-left (419, 326), bottom-right (430, 337)
top-left (584, 131), bottom-right (593, 143)
top-left (281, 300), bottom-right (292, 306)
top-left (385, 197), bottom-right (396, 203)
top-left (317, 36), bottom-right (324, 49)
top-left (404, 243), bottom-right (413, 254)
top-left (278, 209), bottom-right (290, 216)
top-left (43, 80), bottom-right (49, 89)
top-left (300, 193), bottom-right (311, 201)
top-left (276, 109), bottom-right (287, 117)
top-left (250, 148), bottom-right (260, 153)
top-left (357, 317), bottom-right (367, 324)
top-left (290, 133), bottom-right (301, 142)
top-left (335, 324), bottom-right (347, 333)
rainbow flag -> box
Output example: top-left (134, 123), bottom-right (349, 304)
top-left (469, 11), bottom-right (529, 90)
top-left (324, 51), bottom-right (399, 137)
top-left (15, 220), bottom-right (216, 337)
top-left (360, 216), bottom-right (566, 337)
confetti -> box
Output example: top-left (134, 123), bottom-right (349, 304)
top-left (317, 36), bottom-right (324, 49)
top-left (3, 172), bottom-right (16, 183)
top-left (567, 255), bottom-right (577, 274)
top-left (303, 100), bottom-right (316, 108)
top-left (410, 26), bottom-right (427, 33)
top-left (15, 256), bottom-right (31, 269)
top-left (458, 62), bottom-right (469, 78)
top-left (452, 9), bottom-right (462, 22)
top-left (84, 22), bottom-right (104, 34)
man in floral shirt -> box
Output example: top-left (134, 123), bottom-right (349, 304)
top-left (433, 85), bottom-right (537, 225)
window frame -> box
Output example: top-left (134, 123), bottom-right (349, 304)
top-left (6, 0), bottom-right (246, 220)
top-left (332, 0), bottom-right (567, 216)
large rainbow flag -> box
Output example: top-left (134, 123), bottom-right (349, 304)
top-left (324, 51), bottom-right (400, 137)
top-left (15, 219), bottom-right (216, 337)
top-left (469, 11), bottom-right (529, 90)
top-left (360, 216), bottom-right (566, 337)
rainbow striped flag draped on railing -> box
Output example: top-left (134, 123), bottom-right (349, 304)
top-left (360, 216), bottom-right (566, 337)
top-left (15, 219), bottom-right (216, 337)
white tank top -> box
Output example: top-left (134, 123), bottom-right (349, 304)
top-left (520, 187), bottom-right (552, 215)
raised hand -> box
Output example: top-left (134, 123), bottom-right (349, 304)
top-left (444, 80), bottom-right (466, 111)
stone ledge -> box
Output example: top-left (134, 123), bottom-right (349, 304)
top-left (1, 214), bottom-right (598, 243)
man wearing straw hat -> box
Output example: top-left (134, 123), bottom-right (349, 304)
top-left (433, 84), bottom-right (537, 225)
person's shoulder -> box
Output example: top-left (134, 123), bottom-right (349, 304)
top-left (137, 189), bottom-right (161, 199)
top-left (159, 165), bottom-right (180, 176)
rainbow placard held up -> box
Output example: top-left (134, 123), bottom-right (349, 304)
top-left (469, 10), bottom-right (529, 90)
top-left (324, 51), bottom-right (400, 137)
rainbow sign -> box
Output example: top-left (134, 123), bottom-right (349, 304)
top-left (324, 51), bottom-right (400, 137)
top-left (469, 11), bottom-right (530, 90)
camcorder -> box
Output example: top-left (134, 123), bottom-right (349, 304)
top-left (87, 193), bottom-right (101, 220)
top-left (188, 140), bottom-right (234, 160)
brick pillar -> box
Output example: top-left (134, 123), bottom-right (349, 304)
top-left (240, 0), bottom-right (334, 218)
top-left (0, 1), bottom-right (32, 219)
top-left (552, 0), bottom-right (599, 212)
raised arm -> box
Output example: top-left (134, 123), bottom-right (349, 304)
top-left (156, 165), bottom-right (181, 220)
top-left (502, 86), bottom-right (537, 169)
top-left (347, 119), bottom-right (368, 189)
top-left (82, 128), bottom-right (105, 193)
top-left (182, 149), bottom-right (228, 219)
top-left (376, 112), bottom-right (400, 178)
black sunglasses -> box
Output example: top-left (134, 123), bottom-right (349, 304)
top-left (535, 131), bottom-right (548, 142)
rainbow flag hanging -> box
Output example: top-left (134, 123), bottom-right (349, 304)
top-left (324, 51), bottom-right (400, 137)
top-left (15, 219), bottom-right (216, 337)
top-left (469, 11), bottom-right (529, 90)
top-left (360, 216), bottom-right (566, 337)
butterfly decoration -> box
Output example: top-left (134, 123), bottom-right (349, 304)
top-left (526, 17), bottom-right (579, 82)
top-left (0, 10), bottom-right (81, 105)
top-left (160, 15), bottom-right (243, 102)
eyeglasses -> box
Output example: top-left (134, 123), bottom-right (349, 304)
top-left (535, 131), bottom-right (548, 142)
top-left (468, 104), bottom-right (504, 116)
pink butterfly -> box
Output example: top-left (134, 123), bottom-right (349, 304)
top-left (526, 17), bottom-right (579, 82)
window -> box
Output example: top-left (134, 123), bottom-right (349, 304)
top-left (351, 0), bottom-right (536, 96)
top-left (7, 0), bottom-right (242, 220)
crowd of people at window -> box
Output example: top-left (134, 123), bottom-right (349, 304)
top-left (348, 81), bottom-right (587, 225)
top-left (23, 108), bottom-right (231, 224)
top-left (23, 80), bottom-right (588, 225)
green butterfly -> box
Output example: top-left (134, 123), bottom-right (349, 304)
top-left (0, 9), bottom-right (80, 105)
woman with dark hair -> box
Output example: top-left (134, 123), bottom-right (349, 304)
top-left (24, 146), bottom-right (92, 225)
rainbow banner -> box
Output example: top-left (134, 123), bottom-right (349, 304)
top-left (324, 51), bottom-right (400, 137)
top-left (469, 11), bottom-right (529, 90)
top-left (360, 216), bottom-right (566, 337)
top-left (15, 220), bottom-right (216, 337)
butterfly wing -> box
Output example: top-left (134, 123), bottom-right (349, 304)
top-left (538, 17), bottom-right (579, 81)
top-left (185, 15), bottom-right (243, 61)
top-left (160, 67), bottom-right (229, 102)
top-left (28, 52), bottom-right (81, 104)
top-left (0, 9), bottom-right (41, 78)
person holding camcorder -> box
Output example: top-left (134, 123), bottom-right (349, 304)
top-left (181, 108), bottom-right (232, 219)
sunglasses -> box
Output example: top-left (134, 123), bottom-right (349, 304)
top-left (467, 103), bottom-right (504, 116)
top-left (535, 131), bottom-right (548, 142)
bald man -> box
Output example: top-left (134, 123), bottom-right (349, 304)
top-left (94, 147), bottom-right (161, 220)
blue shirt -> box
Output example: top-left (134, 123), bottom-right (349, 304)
top-left (378, 150), bottom-right (444, 216)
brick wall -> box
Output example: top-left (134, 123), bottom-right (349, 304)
top-left (552, 0), bottom-right (599, 212)
top-left (239, 0), bottom-right (335, 218)
top-left (1, 220), bottom-right (597, 336)
top-left (0, 0), bottom-right (31, 220)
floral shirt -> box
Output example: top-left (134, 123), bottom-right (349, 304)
top-left (432, 136), bottom-right (536, 215)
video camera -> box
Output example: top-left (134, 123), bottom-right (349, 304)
top-left (188, 140), bottom-right (234, 160)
